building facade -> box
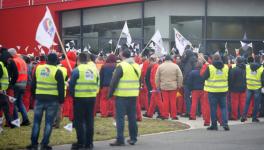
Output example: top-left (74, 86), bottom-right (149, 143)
top-left (1, 0), bottom-right (264, 55)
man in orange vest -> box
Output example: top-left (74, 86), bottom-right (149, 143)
top-left (8, 48), bottom-right (30, 126)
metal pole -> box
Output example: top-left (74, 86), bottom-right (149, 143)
top-left (80, 9), bottom-right (84, 51)
top-left (204, 0), bottom-right (208, 54)
top-left (141, 1), bottom-right (145, 51)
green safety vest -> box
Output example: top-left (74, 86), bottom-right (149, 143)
top-left (114, 61), bottom-right (141, 97)
top-left (74, 64), bottom-right (99, 98)
top-left (246, 65), bottom-right (263, 90)
top-left (204, 64), bottom-right (229, 93)
top-left (0, 61), bottom-right (9, 90)
top-left (36, 64), bottom-right (59, 96)
top-left (58, 66), bottom-right (67, 97)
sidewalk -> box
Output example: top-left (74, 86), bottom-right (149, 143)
top-left (54, 116), bottom-right (264, 150)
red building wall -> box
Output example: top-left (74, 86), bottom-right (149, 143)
top-left (0, 0), bottom-right (143, 55)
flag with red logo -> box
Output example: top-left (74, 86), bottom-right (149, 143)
top-left (36, 7), bottom-right (56, 48)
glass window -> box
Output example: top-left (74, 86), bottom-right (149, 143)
top-left (207, 17), bottom-right (264, 40)
top-left (170, 16), bottom-right (203, 51)
top-left (82, 3), bottom-right (142, 53)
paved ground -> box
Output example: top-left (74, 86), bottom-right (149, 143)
top-left (55, 117), bottom-right (264, 150)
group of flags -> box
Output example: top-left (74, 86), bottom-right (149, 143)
top-left (34, 7), bottom-right (261, 59)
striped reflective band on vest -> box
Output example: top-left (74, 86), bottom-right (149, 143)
top-left (246, 65), bottom-right (263, 90)
top-left (204, 64), bottom-right (228, 93)
top-left (36, 64), bottom-right (59, 96)
top-left (0, 61), bottom-right (9, 90)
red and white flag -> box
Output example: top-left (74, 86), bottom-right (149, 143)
top-left (36, 7), bottom-right (56, 48)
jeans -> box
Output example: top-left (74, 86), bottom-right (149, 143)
top-left (184, 86), bottom-right (191, 114)
top-left (208, 92), bottom-right (228, 127)
top-left (115, 97), bottom-right (138, 143)
top-left (242, 89), bottom-right (261, 120)
top-left (31, 100), bottom-right (59, 146)
top-left (13, 86), bottom-right (29, 122)
top-left (73, 98), bottom-right (95, 146)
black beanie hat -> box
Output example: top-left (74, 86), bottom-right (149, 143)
top-left (47, 53), bottom-right (58, 64)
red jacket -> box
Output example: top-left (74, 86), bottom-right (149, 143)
top-left (61, 51), bottom-right (76, 77)
top-left (150, 63), bottom-right (159, 90)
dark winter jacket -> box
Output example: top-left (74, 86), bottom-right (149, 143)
top-left (229, 63), bottom-right (246, 92)
top-left (100, 63), bottom-right (116, 88)
top-left (182, 50), bottom-right (197, 85)
top-left (187, 69), bottom-right (204, 91)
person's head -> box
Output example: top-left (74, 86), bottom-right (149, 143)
top-left (77, 52), bottom-right (88, 65)
top-left (236, 56), bottom-right (244, 65)
top-left (47, 53), bottom-right (58, 65)
top-left (23, 55), bottom-right (31, 64)
top-left (106, 54), bottom-right (116, 63)
top-left (212, 54), bottom-right (222, 62)
top-left (120, 48), bottom-right (131, 60)
top-left (8, 48), bottom-right (17, 57)
top-left (149, 55), bottom-right (158, 64)
top-left (39, 54), bottom-right (46, 62)
top-left (164, 55), bottom-right (173, 61)
top-left (247, 56), bottom-right (254, 64)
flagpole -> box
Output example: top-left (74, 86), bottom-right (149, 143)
top-left (114, 34), bottom-right (122, 54)
top-left (55, 30), bottom-right (73, 71)
top-left (140, 38), bottom-right (152, 56)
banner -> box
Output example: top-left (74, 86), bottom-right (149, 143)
top-left (174, 28), bottom-right (192, 56)
top-left (36, 7), bottom-right (56, 48)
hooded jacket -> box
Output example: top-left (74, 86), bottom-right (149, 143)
top-left (187, 68), bottom-right (205, 91)
top-left (229, 63), bottom-right (246, 92)
top-left (202, 61), bottom-right (225, 80)
top-left (248, 62), bottom-right (264, 88)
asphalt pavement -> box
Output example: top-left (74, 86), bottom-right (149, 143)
top-left (55, 118), bottom-right (264, 150)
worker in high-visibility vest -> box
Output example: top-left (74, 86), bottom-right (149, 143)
top-left (8, 48), bottom-right (30, 126)
top-left (27, 53), bottom-right (65, 150)
top-left (202, 54), bottom-right (230, 131)
top-left (108, 48), bottom-right (141, 146)
top-left (241, 56), bottom-right (264, 122)
top-left (69, 52), bottom-right (99, 150)
top-left (0, 56), bottom-right (15, 129)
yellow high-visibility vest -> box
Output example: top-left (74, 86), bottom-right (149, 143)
top-left (114, 61), bottom-right (141, 97)
top-left (36, 64), bottom-right (59, 96)
top-left (0, 61), bottom-right (9, 90)
top-left (58, 66), bottom-right (67, 97)
top-left (204, 64), bottom-right (229, 93)
top-left (74, 64), bottom-right (99, 98)
top-left (246, 65), bottom-right (263, 90)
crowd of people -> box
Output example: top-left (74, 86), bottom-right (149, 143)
top-left (1, 44), bottom-right (264, 150)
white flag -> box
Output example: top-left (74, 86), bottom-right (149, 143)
top-left (135, 43), bottom-right (140, 49)
top-left (240, 41), bottom-right (253, 50)
top-left (8, 96), bottom-right (17, 103)
top-left (0, 44), bottom-right (2, 48)
top-left (120, 21), bottom-right (132, 47)
top-left (37, 45), bottom-right (42, 50)
top-left (150, 30), bottom-right (167, 56)
top-left (52, 42), bottom-right (58, 46)
top-left (24, 46), bottom-right (29, 53)
top-left (174, 28), bottom-right (192, 56)
top-left (11, 119), bottom-right (20, 127)
top-left (108, 39), bottom-right (113, 44)
top-left (16, 46), bottom-right (21, 50)
top-left (36, 7), bottom-right (56, 48)
top-left (64, 123), bottom-right (73, 132)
